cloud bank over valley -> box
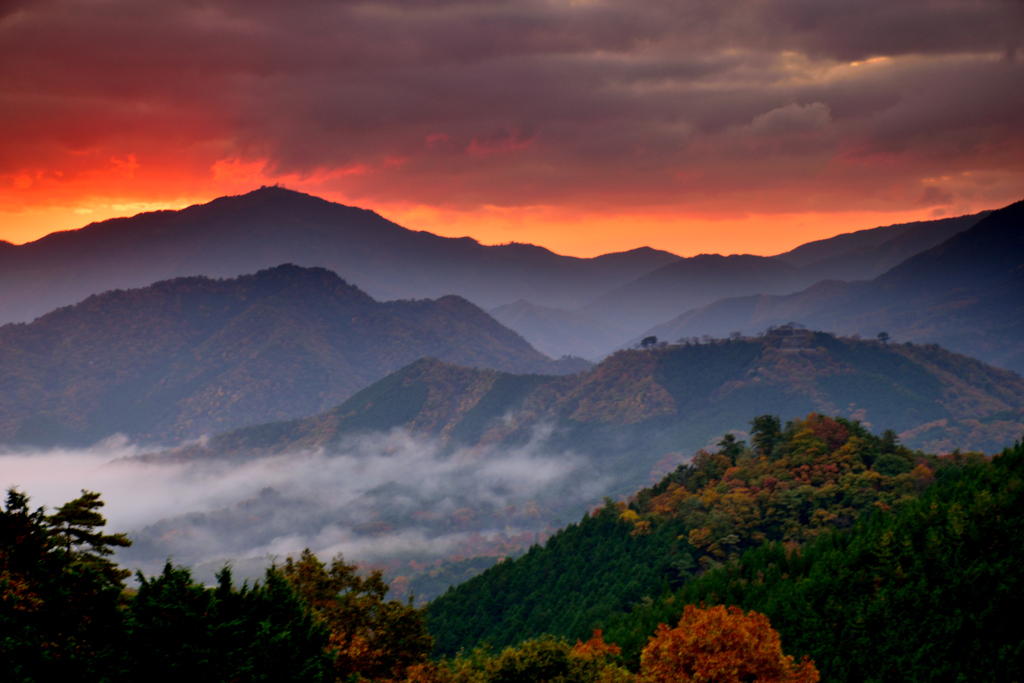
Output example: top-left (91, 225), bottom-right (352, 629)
top-left (0, 427), bottom-right (609, 583)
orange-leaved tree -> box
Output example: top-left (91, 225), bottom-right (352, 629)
top-left (639, 605), bottom-right (818, 683)
top-left (572, 629), bottom-right (621, 660)
top-left (282, 549), bottom-right (432, 682)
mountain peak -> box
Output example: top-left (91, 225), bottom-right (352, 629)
top-left (0, 264), bottom-right (575, 446)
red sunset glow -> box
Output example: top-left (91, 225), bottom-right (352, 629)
top-left (3, 0), bottom-right (1024, 256)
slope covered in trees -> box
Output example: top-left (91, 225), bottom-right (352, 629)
top-left (424, 413), bottom-right (983, 656)
top-left (5, 428), bottom-right (1022, 681)
top-left (171, 331), bottom-right (1024, 479)
top-left (0, 264), bottom-right (585, 446)
top-left (604, 438), bottom-right (1024, 681)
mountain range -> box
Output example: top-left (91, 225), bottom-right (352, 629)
top-left (0, 187), bottom-right (998, 361)
top-left (581, 209), bottom-right (984, 334)
top-left (0, 188), bottom-right (1018, 455)
top-left (642, 199), bottom-right (1024, 374)
top-left (0, 264), bottom-right (585, 447)
top-left (0, 187), bottom-right (679, 326)
top-left (4, 187), bottom-right (1023, 670)
top-left (154, 331), bottom-right (1024, 491)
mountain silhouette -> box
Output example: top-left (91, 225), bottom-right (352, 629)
top-left (0, 187), bottom-right (680, 326)
top-left (641, 199), bottom-right (1024, 373)
top-left (0, 188), bottom-right (990, 361)
top-left (583, 212), bottom-right (987, 334)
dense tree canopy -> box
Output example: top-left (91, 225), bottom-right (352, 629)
top-left (427, 413), bottom-right (977, 656)
top-left (0, 489), bottom-right (131, 680)
top-left (608, 439), bottom-right (1024, 680)
top-left (0, 487), bottom-right (429, 683)
top-left (282, 549), bottom-right (433, 681)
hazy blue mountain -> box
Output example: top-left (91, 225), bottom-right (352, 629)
top-left (2, 187), bottom-right (989, 363)
top-left (489, 299), bottom-right (631, 360)
top-left (640, 199), bottom-right (1024, 373)
top-left (773, 212), bottom-right (988, 269)
top-left (582, 212), bottom-right (987, 334)
top-left (0, 264), bottom-right (587, 447)
top-left (0, 187), bottom-right (681, 325)
top-left (581, 255), bottom-right (804, 332)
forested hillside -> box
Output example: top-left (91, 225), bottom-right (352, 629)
top-left (170, 330), bottom-right (1024, 477)
top-left (604, 439), bottom-right (1024, 682)
top-left (0, 264), bottom-right (585, 446)
top-left (424, 413), bottom-right (985, 655)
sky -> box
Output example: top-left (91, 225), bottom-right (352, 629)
top-left (2, 0), bottom-right (1024, 257)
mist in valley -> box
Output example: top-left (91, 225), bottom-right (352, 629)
top-left (0, 427), bottom-right (612, 585)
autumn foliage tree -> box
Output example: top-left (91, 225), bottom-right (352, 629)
top-left (639, 605), bottom-right (818, 683)
top-left (282, 548), bottom-right (433, 682)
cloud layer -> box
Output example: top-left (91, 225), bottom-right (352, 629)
top-left (2, 0), bottom-right (1023, 251)
top-left (0, 429), bottom-right (608, 582)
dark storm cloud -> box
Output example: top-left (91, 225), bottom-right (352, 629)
top-left (2, 0), bottom-right (1023, 210)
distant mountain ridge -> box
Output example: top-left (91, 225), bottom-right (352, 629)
top-left (0, 264), bottom-right (586, 447)
top-left (0, 187), bottom-right (680, 326)
top-left (582, 254), bottom-right (803, 332)
top-left (583, 212), bottom-right (988, 333)
top-left (489, 300), bottom-right (631, 360)
top-left (0, 187), bottom-right (992, 361)
top-left (772, 212), bottom-right (989, 269)
top-left (642, 199), bottom-right (1024, 373)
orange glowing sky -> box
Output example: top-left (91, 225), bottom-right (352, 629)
top-left (2, 0), bottom-right (1024, 258)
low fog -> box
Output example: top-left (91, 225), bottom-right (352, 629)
top-left (0, 428), bottom-right (611, 584)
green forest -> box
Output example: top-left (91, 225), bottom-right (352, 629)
top-left (3, 413), bottom-right (1022, 682)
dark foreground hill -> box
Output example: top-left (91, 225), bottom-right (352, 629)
top-left (165, 330), bottom-right (1024, 486)
top-left (424, 419), bottom-right (1024, 683)
top-left (645, 199), bottom-right (1024, 373)
top-left (0, 186), bottom-right (680, 326)
top-left (6, 428), bottom-right (1022, 682)
top-left (0, 264), bottom-right (585, 446)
